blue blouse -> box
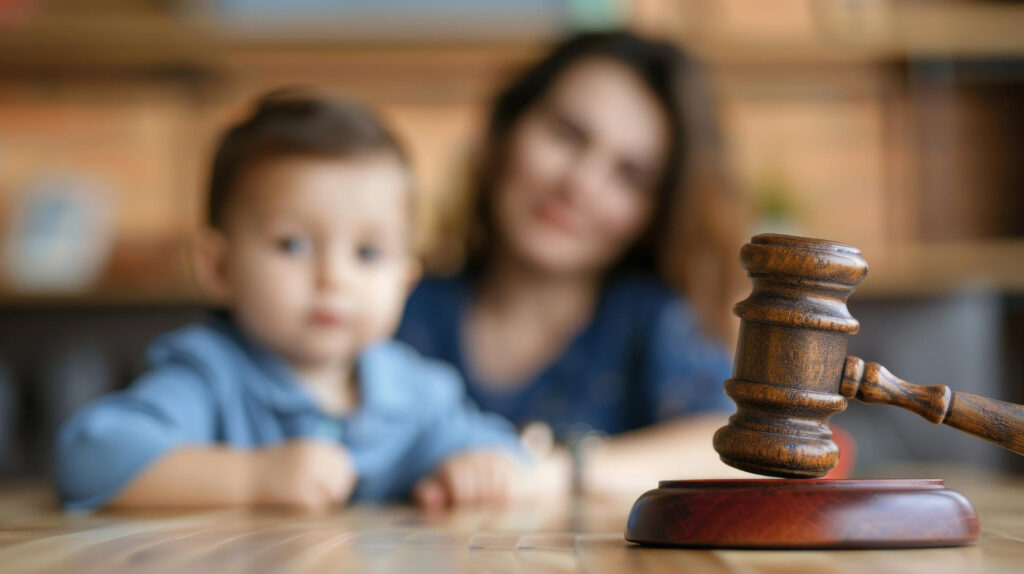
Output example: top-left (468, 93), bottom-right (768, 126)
top-left (396, 275), bottom-right (734, 438)
top-left (55, 316), bottom-right (524, 510)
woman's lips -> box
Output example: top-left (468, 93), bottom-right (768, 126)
top-left (533, 200), bottom-right (580, 235)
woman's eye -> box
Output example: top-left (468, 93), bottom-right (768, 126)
top-left (616, 162), bottom-right (654, 195)
top-left (276, 235), bottom-right (312, 256)
top-left (549, 115), bottom-right (585, 146)
top-left (357, 244), bottom-right (383, 262)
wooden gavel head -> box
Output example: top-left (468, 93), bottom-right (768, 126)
top-left (715, 234), bottom-right (1024, 477)
top-left (713, 234), bottom-right (869, 478)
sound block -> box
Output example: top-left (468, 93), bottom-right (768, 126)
top-left (625, 478), bottom-right (980, 549)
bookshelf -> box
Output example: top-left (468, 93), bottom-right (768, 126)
top-left (0, 0), bottom-right (1021, 305)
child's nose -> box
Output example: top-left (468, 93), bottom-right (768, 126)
top-left (315, 249), bottom-right (355, 292)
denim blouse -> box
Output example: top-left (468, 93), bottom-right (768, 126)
top-left (396, 275), bottom-right (734, 439)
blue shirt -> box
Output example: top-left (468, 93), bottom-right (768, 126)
top-left (55, 317), bottom-right (523, 511)
top-left (397, 275), bottom-right (734, 438)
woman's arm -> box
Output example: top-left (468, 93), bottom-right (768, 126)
top-left (533, 414), bottom-right (749, 500)
top-left (580, 414), bottom-right (748, 496)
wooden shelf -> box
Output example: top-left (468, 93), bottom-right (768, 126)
top-left (698, 3), bottom-right (1024, 64)
top-left (0, 286), bottom-right (203, 308)
top-left (3, 3), bottom-right (1024, 75)
top-left (0, 11), bottom-right (544, 76)
top-left (0, 12), bottom-right (210, 73)
top-left (1, 2), bottom-right (1022, 307)
top-left (855, 240), bottom-right (1024, 299)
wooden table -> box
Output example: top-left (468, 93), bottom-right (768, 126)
top-left (2, 469), bottom-right (1023, 573)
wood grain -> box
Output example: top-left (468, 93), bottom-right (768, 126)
top-left (0, 469), bottom-right (1022, 573)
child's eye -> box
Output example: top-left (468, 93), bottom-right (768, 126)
top-left (276, 235), bottom-right (312, 256)
top-left (357, 244), bottom-right (383, 262)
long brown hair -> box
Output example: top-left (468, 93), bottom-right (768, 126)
top-left (424, 31), bottom-right (748, 343)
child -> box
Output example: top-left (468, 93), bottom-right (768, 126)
top-left (54, 90), bottom-right (532, 512)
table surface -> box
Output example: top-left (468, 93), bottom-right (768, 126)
top-left (2, 468), bottom-right (1023, 574)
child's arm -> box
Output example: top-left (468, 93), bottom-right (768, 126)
top-left (111, 441), bottom-right (356, 511)
top-left (55, 360), bottom-right (356, 511)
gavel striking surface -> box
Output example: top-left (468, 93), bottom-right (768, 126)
top-left (625, 478), bottom-right (980, 549)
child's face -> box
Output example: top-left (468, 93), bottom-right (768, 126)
top-left (205, 153), bottom-right (417, 367)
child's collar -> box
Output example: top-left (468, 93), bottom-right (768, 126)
top-left (206, 310), bottom-right (410, 417)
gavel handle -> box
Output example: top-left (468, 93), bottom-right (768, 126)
top-left (841, 356), bottom-right (1024, 456)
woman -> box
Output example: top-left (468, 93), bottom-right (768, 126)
top-left (398, 31), bottom-right (749, 500)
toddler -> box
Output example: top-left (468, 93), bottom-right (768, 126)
top-left (55, 90), bottom-right (531, 511)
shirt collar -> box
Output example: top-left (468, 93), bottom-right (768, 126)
top-left (208, 312), bottom-right (411, 417)
top-left (207, 312), bottom-right (319, 415)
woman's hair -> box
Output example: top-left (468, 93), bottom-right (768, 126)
top-left (207, 87), bottom-right (408, 229)
top-left (426, 31), bottom-right (748, 343)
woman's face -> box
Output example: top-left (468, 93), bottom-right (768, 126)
top-left (491, 57), bottom-right (670, 277)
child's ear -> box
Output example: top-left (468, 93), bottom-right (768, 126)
top-left (192, 227), bottom-right (233, 304)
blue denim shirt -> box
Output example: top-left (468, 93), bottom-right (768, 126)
top-left (55, 316), bottom-right (523, 510)
top-left (397, 275), bottom-right (734, 439)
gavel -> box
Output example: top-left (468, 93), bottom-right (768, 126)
top-left (714, 233), bottom-right (1024, 478)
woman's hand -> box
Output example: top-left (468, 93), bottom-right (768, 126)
top-left (252, 440), bottom-right (357, 512)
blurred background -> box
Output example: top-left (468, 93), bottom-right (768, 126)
top-left (0, 0), bottom-right (1022, 481)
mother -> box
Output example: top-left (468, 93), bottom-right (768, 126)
top-left (398, 31), bottom-right (747, 498)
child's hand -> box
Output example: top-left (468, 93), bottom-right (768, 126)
top-left (252, 440), bottom-right (356, 511)
top-left (413, 450), bottom-right (524, 511)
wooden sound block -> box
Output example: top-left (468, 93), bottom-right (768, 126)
top-left (625, 478), bottom-right (980, 549)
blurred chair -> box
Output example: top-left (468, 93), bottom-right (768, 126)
top-left (0, 361), bottom-right (18, 476)
top-left (0, 305), bottom-right (204, 476)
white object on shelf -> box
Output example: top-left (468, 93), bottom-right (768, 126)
top-left (2, 174), bottom-right (117, 293)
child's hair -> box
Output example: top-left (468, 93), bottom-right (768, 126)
top-left (207, 88), bottom-right (409, 229)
